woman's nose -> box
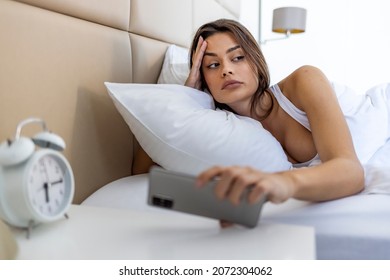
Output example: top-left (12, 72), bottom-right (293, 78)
top-left (221, 60), bottom-right (233, 77)
top-left (223, 72), bottom-right (233, 77)
top-left (222, 67), bottom-right (233, 77)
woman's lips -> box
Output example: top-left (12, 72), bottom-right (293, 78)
top-left (222, 80), bottom-right (242, 90)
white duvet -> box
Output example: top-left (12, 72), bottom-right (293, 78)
top-left (332, 82), bottom-right (390, 194)
top-left (363, 140), bottom-right (390, 194)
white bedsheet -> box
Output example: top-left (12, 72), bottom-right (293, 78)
top-left (363, 137), bottom-right (390, 194)
top-left (261, 194), bottom-right (390, 260)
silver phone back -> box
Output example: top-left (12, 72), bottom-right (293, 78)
top-left (148, 167), bottom-right (266, 228)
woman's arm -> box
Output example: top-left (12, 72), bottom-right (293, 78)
top-left (282, 65), bottom-right (364, 201)
top-left (197, 66), bottom-right (364, 204)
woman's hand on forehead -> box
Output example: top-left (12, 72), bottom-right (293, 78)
top-left (185, 36), bottom-right (207, 90)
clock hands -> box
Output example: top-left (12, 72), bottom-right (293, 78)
top-left (40, 157), bottom-right (63, 204)
top-left (42, 179), bottom-right (63, 203)
top-left (43, 182), bottom-right (49, 203)
top-left (51, 178), bottom-right (63, 185)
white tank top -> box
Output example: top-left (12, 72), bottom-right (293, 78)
top-left (269, 84), bottom-right (321, 168)
top-left (269, 84), bottom-right (311, 130)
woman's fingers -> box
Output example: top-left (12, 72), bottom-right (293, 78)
top-left (197, 166), bottom-right (274, 229)
top-left (185, 36), bottom-right (207, 89)
top-left (196, 166), bottom-right (222, 187)
top-left (192, 36), bottom-right (207, 69)
top-left (248, 186), bottom-right (267, 204)
top-left (219, 220), bottom-right (234, 228)
top-left (227, 170), bottom-right (260, 205)
top-left (197, 166), bottom-right (266, 205)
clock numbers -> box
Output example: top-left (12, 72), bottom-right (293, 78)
top-left (28, 155), bottom-right (67, 216)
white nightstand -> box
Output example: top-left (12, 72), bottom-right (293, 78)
top-left (11, 205), bottom-right (315, 259)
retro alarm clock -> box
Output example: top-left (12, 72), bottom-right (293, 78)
top-left (0, 118), bottom-right (74, 236)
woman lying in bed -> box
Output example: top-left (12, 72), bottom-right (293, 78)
top-left (134, 18), bottom-right (364, 205)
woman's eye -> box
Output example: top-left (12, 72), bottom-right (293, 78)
top-left (233, 55), bottom-right (244, 62)
top-left (207, 63), bottom-right (219, 69)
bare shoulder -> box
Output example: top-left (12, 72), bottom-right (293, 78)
top-left (278, 65), bottom-right (335, 110)
top-left (280, 65), bottom-right (330, 92)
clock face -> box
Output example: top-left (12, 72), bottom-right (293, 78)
top-left (27, 154), bottom-right (70, 218)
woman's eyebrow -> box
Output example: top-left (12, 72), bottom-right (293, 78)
top-left (227, 45), bottom-right (241, 53)
top-left (204, 45), bottom-right (241, 57)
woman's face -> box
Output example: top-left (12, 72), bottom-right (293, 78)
top-left (201, 32), bottom-right (258, 112)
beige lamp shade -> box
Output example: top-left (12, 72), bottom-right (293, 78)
top-left (272, 7), bottom-right (307, 34)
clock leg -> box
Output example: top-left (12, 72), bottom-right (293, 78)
top-left (26, 220), bottom-right (34, 239)
top-left (64, 213), bottom-right (69, 219)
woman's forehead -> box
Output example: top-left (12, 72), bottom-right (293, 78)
top-left (204, 32), bottom-right (240, 53)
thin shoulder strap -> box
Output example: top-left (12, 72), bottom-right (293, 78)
top-left (269, 84), bottom-right (311, 131)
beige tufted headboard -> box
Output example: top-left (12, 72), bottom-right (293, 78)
top-left (0, 0), bottom-right (241, 203)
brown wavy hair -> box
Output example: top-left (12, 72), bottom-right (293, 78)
top-left (189, 18), bottom-right (273, 120)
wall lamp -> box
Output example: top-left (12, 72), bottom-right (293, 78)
top-left (259, 6), bottom-right (307, 44)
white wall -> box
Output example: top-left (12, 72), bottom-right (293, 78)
top-left (240, 0), bottom-right (390, 93)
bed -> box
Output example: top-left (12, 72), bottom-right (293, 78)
top-left (1, 0), bottom-right (390, 260)
top-left (82, 140), bottom-right (390, 260)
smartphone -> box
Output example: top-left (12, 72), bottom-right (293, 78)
top-left (147, 166), bottom-right (267, 228)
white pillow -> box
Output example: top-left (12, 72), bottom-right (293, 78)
top-left (105, 83), bottom-right (292, 175)
top-left (157, 45), bottom-right (189, 85)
